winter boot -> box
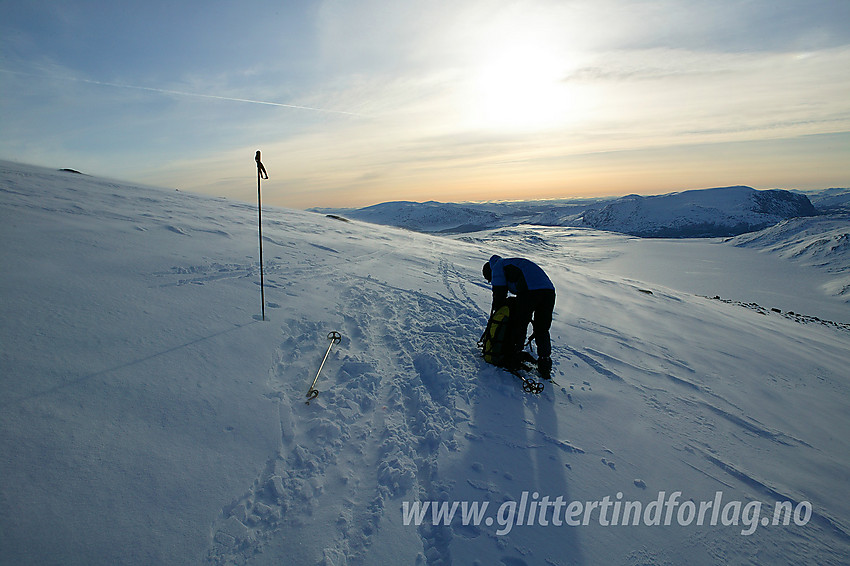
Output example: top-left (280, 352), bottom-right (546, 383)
top-left (537, 356), bottom-right (552, 379)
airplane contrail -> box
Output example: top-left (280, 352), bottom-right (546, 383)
top-left (0, 68), bottom-right (369, 117)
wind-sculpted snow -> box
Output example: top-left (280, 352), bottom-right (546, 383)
top-left (2, 161), bottom-right (850, 565)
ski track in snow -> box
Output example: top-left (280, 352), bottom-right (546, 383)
top-left (4, 162), bottom-right (850, 566)
top-left (207, 254), bottom-right (488, 564)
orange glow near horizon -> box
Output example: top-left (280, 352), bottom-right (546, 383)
top-left (236, 130), bottom-right (848, 210)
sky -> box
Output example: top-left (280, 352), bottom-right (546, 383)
top-left (1, 0), bottom-right (849, 209)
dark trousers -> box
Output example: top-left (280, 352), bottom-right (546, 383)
top-left (512, 288), bottom-right (556, 358)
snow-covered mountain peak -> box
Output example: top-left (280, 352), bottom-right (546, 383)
top-left (581, 186), bottom-right (817, 237)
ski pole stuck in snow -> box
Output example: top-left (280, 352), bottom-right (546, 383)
top-left (306, 331), bottom-right (342, 404)
top-left (255, 150), bottom-right (267, 321)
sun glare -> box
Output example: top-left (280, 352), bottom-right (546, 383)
top-left (466, 41), bottom-right (580, 132)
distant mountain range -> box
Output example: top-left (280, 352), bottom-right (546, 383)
top-left (314, 197), bottom-right (603, 234)
top-left (312, 186), bottom-right (848, 238)
top-left (580, 186), bottom-right (817, 238)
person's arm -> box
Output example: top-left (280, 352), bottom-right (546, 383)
top-left (491, 285), bottom-right (508, 312)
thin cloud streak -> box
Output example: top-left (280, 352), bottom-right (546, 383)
top-left (0, 68), bottom-right (370, 118)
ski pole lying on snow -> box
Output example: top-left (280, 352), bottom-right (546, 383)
top-left (306, 331), bottom-right (342, 405)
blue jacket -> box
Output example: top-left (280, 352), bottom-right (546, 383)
top-left (488, 255), bottom-right (554, 298)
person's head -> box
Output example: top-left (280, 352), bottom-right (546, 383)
top-left (255, 150), bottom-right (261, 160)
top-left (483, 254), bottom-right (502, 282)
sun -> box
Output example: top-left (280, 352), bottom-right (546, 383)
top-left (466, 41), bottom-right (580, 132)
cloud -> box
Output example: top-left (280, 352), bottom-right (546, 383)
top-left (2, 0), bottom-right (849, 208)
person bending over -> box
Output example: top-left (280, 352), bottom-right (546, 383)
top-left (483, 254), bottom-right (556, 377)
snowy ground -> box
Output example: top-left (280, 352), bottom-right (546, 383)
top-left (2, 161), bottom-right (849, 565)
top-left (728, 216), bottom-right (850, 309)
top-left (456, 224), bottom-right (850, 324)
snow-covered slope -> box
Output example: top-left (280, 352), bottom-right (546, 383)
top-left (806, 188), bottom-right (850, 213)
top-left (729, 215), bottom-right (850, 301)
top-left (457, 224), bottom-right (850, 322)
top-left (2, 161), bottom-right (850, 565)
top-left (580, 186), bottom-right (817, 237)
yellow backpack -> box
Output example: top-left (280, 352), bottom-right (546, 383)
top-left (479, 303), bottom-right (515, 366)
